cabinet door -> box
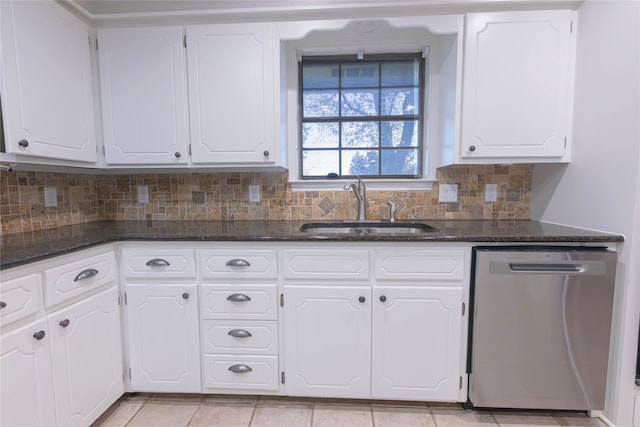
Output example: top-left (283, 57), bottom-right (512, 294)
top-left (0, 319), bottom-right (56, 427)
top-left (98, 27), bottom-right (189, 165)
top-left (187, 23), bottom-right (275, 165)
top-left (371, 286), bottom-right (463, 400)
top-left (0, 0), bottom-right (97, 162)
top-left (461, 10), bottom-right (574, 161)
top-left (126, 284), bottom-right (201, 392)
top-left (283, 285), bottom-right (371, 398)
top-left (48, 287), bottom-right (124, 427)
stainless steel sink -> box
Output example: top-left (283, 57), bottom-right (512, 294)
top-left (299, 222), bottom-right (438, 234)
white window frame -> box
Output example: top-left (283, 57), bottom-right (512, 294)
top-left (277, 16), bottom-right (463, 191)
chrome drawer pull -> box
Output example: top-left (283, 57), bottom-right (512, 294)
top-left (74, 268), bottom-right (98, 282)
top-left (146, 258), bottom-right (170, 267)
top-left (228, 364), bottom-right (252, 374)
top-left (226, 259), bottom-right (251, 268)
top-left (228, 329), bottom-right (252, 338)
top-left (227, 294), bottom-right (251, 302)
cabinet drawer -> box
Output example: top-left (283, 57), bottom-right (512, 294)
top-left (43, 252), bottom-right (117, 307)
top-left (203, 355), bottom-right (278, 391)
top-left (282, 249), bottom-right (369, 281)
top-left (121, 248), bottom-right (195, 279)
top-left (200, 285), bottom-right (277, 320)
top-left (198, 249), bottom-right (277, 279)
top-left (0, 274), bottom-right (42, 327)
top-left (374, 249), bottom-right (466, 282)
top-left (202, 320), bottom-right (277, 355)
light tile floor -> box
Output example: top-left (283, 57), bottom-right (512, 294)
top-left (92, 394), bottom-right (607, 427)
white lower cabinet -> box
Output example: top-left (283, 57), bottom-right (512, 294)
top-left (0, 318), bottom-right (56, 427)
top-left (283, 285), bottom-right (372, 398)
top-left (48, 287), bottom-right (124, 426)
top-left (371, 286), bottom-right (463, 400)
top-left (126, 284), bottom-right (201, 392)
top-left (1, 246), bottom-right (124, 427)
top-left (282, 245), bottom-right (469, 402)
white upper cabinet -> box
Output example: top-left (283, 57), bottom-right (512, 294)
top-left (186, 23), bottom-right (276, 165)
top-left (98, 27), bottom-right (190, 165)
top-left (0, 0), bottom-right (97, 163)
top-left (460, 10), bottom-right (576, 163)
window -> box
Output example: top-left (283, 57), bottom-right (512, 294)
top-left (299, 53), bottom-right (425, 180)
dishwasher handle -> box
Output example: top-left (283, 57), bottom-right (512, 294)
top-left (489, 260), bottom-right (608, 276)
top-left (509, 263), bottom-right (584, 273)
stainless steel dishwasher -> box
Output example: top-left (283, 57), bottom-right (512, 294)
top-left (468, 246), bottom-right (617, 411)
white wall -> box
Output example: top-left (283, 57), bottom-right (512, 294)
top-left (531, 1), bottom-right (640, 425)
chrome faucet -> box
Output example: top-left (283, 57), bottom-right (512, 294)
top-left (344, 176), bottom-right (367, 221)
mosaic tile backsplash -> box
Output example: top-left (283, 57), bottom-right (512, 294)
top-left (0, 165), bottom-right (532, 235)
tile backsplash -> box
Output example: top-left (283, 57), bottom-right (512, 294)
top-left (0, 164), bottom-right (532, 235)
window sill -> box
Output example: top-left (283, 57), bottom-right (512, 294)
top-left (289, 178), bottom-right (434, 192)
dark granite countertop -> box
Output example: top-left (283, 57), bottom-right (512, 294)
top-left (0, 220), bottom-right (623, 270)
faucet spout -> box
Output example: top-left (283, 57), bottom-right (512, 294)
top-left (344, 176), bottom-right (366, 221)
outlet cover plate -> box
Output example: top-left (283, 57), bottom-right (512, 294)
top-left (44, 187), bottom-right (57, 207)
top-left (485, 183), bottom-right (498, 202)
top-left (439, 184), bottom-right (458, 203)
top-left (137, 185), bottom-right (149, 204)
top-left (249, 185), bottom-right (261, 203)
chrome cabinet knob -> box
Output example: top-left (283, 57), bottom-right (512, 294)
top-left (33, 330), bottom-right (46, 340)
top-left (469, 145), bottom-right (476, 152)
top-left (59, 319), bottom-right (70, 328)
top-left (182, 293), bottom-right (189, 300)
top-left (263, 151), bottom-right (270, 157)
top-left (358, 296), bottom-right (366, 303)
top-left (175, 152), bottom-right (181, 158)
top-left (379, 295), bottom-right (387, 302)
top-left (18, 139), bottom-right (29, 147)
top-left (0, 301), bottom-right (6, 309)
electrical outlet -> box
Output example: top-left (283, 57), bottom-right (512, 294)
top-left (439, 184), bottom-right (458, 203)
top-left (248, 185), bottom-right (261, 203)
top-left (137, 185), bottom-right (149, 204)
top-left (44, 187), bottom-right (57, 207)
top-left (485, 184), bottom-right (498, 202)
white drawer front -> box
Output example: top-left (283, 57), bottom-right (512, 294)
top-left (282, 250), bottom-right (369, 281)
top-left (44, 252), bottom-right (116, 307)
top-left (121, 248), bottom-right (195, 279)
top-left (200, 285), bottom-right (277, 320)
top-left (374, 250), bottom-right (466, 282)
top-left (202, 320), bottom-right (277, 355)
top-left (198, 250), bottom-right (277, 279)
top-left (0, 274), bottom-right (41, 327)
top-left (203, 355), bottom-right (278, 390)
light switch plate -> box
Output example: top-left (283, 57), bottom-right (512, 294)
top-left (249, 185), bottom-right (261, 203)
top-left (137, 185), bottom-right (149, 204)
top-left (44, 187), bottom-right (57, 207)
top-left (439, 184), bottom-right (458, 203)
top-left (485, 183), bottom-right (498, 202)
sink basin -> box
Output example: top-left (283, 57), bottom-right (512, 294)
top-left (299, 222), bottom-right (438, 234)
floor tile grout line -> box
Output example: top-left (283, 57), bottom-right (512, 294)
top-left (246, 402), bottom-right (258, 427)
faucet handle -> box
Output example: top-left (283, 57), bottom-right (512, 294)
top-left (387, 201), bottom-right (397, 222)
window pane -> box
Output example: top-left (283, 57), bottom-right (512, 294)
top-left (341, 63), bottom-right (379, 88)
top-left (381, 88), bottom-right (419, 115)
top-left (343, 150), bottom-right (379, 176)
top-left (303, 64), bottom-right (339, 88)
top-left (381, 149), bottom-right (419, 175)
top-left (381, 121), bottom-right (419, 147)
top-left (302, 150), bottom-right (339, 176)
top-left (303, 90), bottom-right (339, 117)
top-left (342, 90), bottom-right (378, 116)
top-left (381, 61), bottom-right (419, 87)
top-left (342, 122), bottom-right (379, 148)
top-left (302, 123), bottom-right (339, 148)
